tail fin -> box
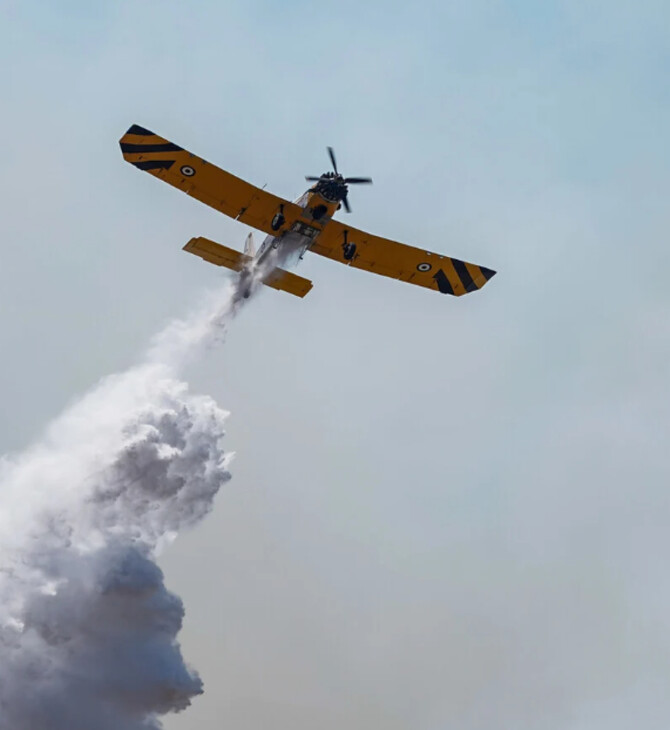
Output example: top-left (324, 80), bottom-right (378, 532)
top-left (244, 232), bottom-right (255, 257)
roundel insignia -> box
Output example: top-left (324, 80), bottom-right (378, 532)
top-left (417, 262), bottom-right (432, 272)
top-left (180, 165), bottom-right (196, 177)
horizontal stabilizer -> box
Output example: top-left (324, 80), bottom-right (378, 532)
top-left (183, 237), bottom-right (312, 298)
top-left (183, 237), bottom-right (251, 270)
top-left (263, 267), bottom-right (313, 298)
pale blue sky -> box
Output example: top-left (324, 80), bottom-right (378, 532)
top-left (3, 1), bottom-right (670, 728)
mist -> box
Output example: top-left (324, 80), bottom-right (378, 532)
top-left (0, 287), bottom-right (237, 729)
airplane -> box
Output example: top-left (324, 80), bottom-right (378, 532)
top-left (119, 124), bottom-right (496, 301)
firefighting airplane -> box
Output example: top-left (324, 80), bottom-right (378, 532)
top-left (119, 124), bottom-right (496, 300)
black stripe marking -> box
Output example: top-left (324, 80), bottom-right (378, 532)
top-left (131, 159), bottom-right (175, 171)
top-left (126, 124), bottom-right (154, 136)
top-left (120, 142), bottom-right (183, 154)
top-left (433, 269), bottom-right (455, 295)
top-left (479, 266), bottom-right (497, 281)
top-left (451, 258), bottom-right (477, 292)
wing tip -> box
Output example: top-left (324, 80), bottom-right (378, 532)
top-left (125, 123), bottom-right (154, 136)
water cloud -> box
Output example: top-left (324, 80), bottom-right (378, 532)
top-left (0, 285), bottom-right (237, 729)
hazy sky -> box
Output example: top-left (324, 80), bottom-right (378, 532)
top-left (3, 1), bottom-right (670, 728)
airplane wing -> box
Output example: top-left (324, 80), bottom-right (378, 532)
top-left (310, 219), bottom-right (496, 297)
top-left (119, 124), bottom-right (303, 235)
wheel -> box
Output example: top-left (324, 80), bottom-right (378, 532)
top-left (271, 213), bottom-right (285, 231)
top-left (343, 243), bottom-right (357, 261)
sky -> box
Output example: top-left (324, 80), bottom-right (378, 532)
top-left (2, 1), bottom-right (670, 728)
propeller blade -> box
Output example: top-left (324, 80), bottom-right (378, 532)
top-left (305, 176), bottom-right (322, 181)
top-left (343, 195), bottom-right (351, 213)
top-left (327, 146), bottom-right (339, 174)
top-left (344, 177), bottom-right (373, 184)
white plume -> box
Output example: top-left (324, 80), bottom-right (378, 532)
top-left (0, 285), bottom-right (237, 729)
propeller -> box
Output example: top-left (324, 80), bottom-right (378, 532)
top-left (328, 146), bottom-right (338, 174)
top-left (305, 147), bottom-right (372, 212)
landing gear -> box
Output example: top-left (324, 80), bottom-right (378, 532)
top-left (271, 204), bottom-right (285, 231)
top-left (341, 230), bottom-right (356, 261)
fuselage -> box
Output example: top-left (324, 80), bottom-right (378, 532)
top-left (237, 187), bottom-right (341, 298)
top-left (255, 188), bottom-right (341, 265)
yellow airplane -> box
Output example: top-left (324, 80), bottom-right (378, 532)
top-left (119, 124), bottom-right (496, 300)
